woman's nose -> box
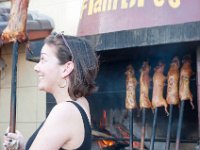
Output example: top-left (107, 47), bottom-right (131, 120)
top-left (34, 63), bottom-right (39, 72)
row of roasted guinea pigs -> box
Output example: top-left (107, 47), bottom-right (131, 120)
top-left (125, 55), bottom-right (194, 114)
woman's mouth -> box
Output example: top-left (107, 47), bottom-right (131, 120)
top-left (38, 76), bottom-right (43, 80)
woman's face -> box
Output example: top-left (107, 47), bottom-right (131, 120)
top-left (34, 44), bottom-right (62, 92)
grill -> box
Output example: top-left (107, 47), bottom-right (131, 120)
top-left (88, 42), bottom-right (199, 150)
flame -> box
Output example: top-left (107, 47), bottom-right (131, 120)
top-left (100, 110), bottom-right (107, 129)
top-left (96, 110), bottom-right (141, 149)
top-left (116, 126), bottom-right (129, 139)
top-left (98, 110), bottom-right (116, 148)
top-left (98, 140), bottom-right (115, 148)
top-left (116, 126), bottom-right (141, 149)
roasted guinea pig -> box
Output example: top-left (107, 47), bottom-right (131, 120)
top-left (166, 57), bottom-right (180, 105)
top-left (152, 62), bottom-right (168, 114)
top-left (179, 55), bottom-right (194, 109)
top-left (125, 65), bottom-right (137, 110)
top-left (139, 62), bottom-right (152, 109)
top-left (1, 0), bottom-right (29, 42)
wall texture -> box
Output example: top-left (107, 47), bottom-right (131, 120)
top-left (29, 0), bottom-right (83, 35)
top-left (0, 44), bottom-right (45, 150)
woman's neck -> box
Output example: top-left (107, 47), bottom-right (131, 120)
top-left (52, 86), bottom-right (73, 104)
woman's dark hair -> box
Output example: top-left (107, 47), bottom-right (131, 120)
top-left (44, 34), bottom-right (99, 99)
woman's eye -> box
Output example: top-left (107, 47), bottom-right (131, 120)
top-left (40, 57), bottom-right (45, 62)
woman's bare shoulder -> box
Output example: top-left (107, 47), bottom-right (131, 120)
top-left (47, 99), bottom-right (90, 124)
top-left (48, 102), bottom-right (78, 120)
top-left (30, 102), bottom-right (77, 149)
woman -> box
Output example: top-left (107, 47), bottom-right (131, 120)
top-left (3, 33), bottom-right (99, 150)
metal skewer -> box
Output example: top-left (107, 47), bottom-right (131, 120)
top-left (9, 41), bottom-right (19, 133)
top-left (150, 107), bottom-right (158, 150)
top-left (129, 109), bottom-right (134, 150)
top-left (165, 104), bottom-right (174, 150)
top-left (196, 47), bottom-right (200, 149)
top-left (140, 108), bottom-right (146, 150)
top-left (175, 101), bottom-right (185, 150)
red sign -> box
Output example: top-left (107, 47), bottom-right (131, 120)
top-left (77, 0), bottom-right (200, 36)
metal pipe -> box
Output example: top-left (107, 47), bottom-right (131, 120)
top-left (93, 137), bottom-right (198, 143)
top-left (140, 108), bottom-right (146, 150)
top-left (9, 41), bottom-right (19, 133)
top-left (165, 104), bottom-right (173, 150)
top-left (129, 109), bottom-right (134, 150)
top-left (175, 101), bottom-right (185, 150)
top-left (150, 107), bottom-right (158, 150)
top-left (196, 47), bottom-right (200, 148)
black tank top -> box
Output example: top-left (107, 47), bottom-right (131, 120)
top-left (25, 101), bottom-right (91, 150)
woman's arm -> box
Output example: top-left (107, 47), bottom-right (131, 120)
top-left (29, 103), bottom-right (76, 150)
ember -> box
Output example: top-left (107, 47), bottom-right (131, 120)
top-left (97, 140), bottom-right (116, 148)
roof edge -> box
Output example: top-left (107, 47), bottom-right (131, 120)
top-left (80, 21), bottom-right (200, 51)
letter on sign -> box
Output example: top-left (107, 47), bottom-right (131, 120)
top-left (168, 0), bottom-right (180, 8)
top-left (154, 0), bottom-right (165, 7)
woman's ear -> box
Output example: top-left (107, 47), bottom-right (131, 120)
top-left (61, 61), bottom-right (74, 78)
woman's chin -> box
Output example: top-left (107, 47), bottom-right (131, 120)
top-left (38, 85), bottom-right (52, 93)
top-left (37, 84), bottom-right (45, 91)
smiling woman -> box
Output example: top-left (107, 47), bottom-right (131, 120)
top-left (3, 33), bottom-right (99, 150)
